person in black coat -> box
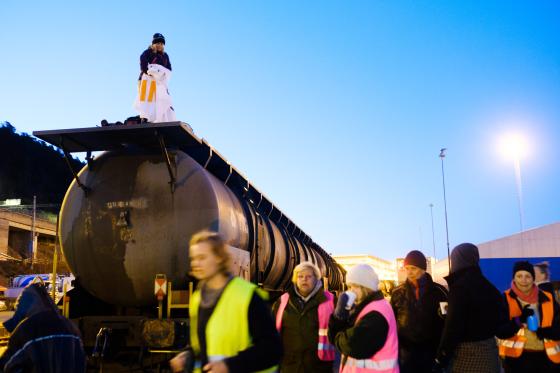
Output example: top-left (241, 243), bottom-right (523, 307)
top-left (328, 264), bottom-right (399, 371)
top-left (435, 243), bottom-right (507, 373)
top-left (391, 250), bottom-right (448, 373)
top-left (0, 282), bottom-right (86, 372)
top-left (139, 33), bottom-right (172, 80)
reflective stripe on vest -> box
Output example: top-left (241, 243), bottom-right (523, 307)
top-left (275, 290), bottom-right (336, 361)
top-left (341, 298), bottom-right (399, 373)
top-left (499, 289), bottom-right (560, 363)
top-left (190, 277), bottom-right (278, 373)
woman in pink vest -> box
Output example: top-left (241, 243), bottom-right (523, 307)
top-left (328, 264), bottom-right (399, 373)
top-left (273, 261), bottom-right (336, 372)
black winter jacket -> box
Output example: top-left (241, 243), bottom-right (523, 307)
top-left (390, 273), bottom-right (448, 352)
top-left (328, 291), bottom-right (390, 360)
top-left (139, 47), bottom-right (172, 79)
top-left (497, 288), bottom-right (560, 341)
top-left (436, 266), bottom-right (508, 363)
top-left (272, 286), bottom-right (333, 373)
top-left (0, 284), bottom-right (86, 372)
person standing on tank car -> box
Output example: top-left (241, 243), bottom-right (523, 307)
top-left (390, 250), bottom-right (448, 373)
top-left (434, 243), bottom-right (507, 373)
top-left (498, 261), bottom-right (560, 373)
top-left (139, 33), bottom-right (172, 81)
top-left (328, 264), bottom-right (399, 373)
top-left (273, 261), bottom-right (335, 373)
top-left (169, 231), bottom-right (281, 373)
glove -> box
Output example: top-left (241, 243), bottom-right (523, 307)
top-left (334, 293), bottom-right (350, 320)
top-left (520, 304), bottom-right (534, 323)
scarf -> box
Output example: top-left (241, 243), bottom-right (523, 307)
top-left (511, 280), bottom-right (539, 304)
top-left (295, 279), bottom-right (323, 303)
top-left (409, 274), bottom-right (428, 301)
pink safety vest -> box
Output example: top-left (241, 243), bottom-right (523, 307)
top-left (340, 298), bottom-right (399, 373)
top-left (275, 291), bottom-right (336, 361)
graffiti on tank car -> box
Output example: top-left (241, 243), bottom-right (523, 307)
top-left (106, 198), bottom-right (149, 210)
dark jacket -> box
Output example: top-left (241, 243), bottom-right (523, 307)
top-left (391, 273), bottom-right (448, 350)
top-left (328, 291), bottom-right (389, 361)
top-left (197, 288), bottom-right (282, 373)
top-left (0, 283), bottom-right (86, 372)
top-left (139, 47), bottom-right (172, 79)
top-left (391, 273), bottom-right (447, 372)
top-left (436, 266), bottom-right (507, 364)
top-left (497, 288), bottom-right (560, 341)
top-left (272, 285), bottom-right (333, 373)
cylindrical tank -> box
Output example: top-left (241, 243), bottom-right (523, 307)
top-left (60, 148), bottom-right (343, 306)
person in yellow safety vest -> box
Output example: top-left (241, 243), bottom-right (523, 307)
top-left (273, 261), bottom-right (336, 372)
top-left (498, 261), bottom-right (560, 373)
top-left (170, 231), bottom-right (282, 373)
top-left (328, 264), bottom-right (399, 373)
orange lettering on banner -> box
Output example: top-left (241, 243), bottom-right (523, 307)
top-left (147, 81), bottom-right (156, 102)
top-left (140, 79), bottom-right (147, 101)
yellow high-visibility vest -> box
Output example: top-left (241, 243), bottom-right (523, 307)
top-left (190, 277), bottom-right (278, 373)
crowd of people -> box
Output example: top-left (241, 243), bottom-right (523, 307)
top-left (168, 231), bottom-right (560, 373)
top-left (1, 229), bottom-right (559, 373)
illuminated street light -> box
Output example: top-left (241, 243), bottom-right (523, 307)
top-left (499, 132), bottom-right (529, 232)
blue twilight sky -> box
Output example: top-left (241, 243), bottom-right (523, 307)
top-left (2, 1), bottom-right (559, 260)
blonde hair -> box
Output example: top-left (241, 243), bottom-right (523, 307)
top-left (292, 261), bottom-right (322, 284)
top-left (189, 230), bottom-right (231, 275)
top-left (348, 284), bottom-right (375, 298)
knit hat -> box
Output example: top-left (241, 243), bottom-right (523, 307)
top-left (450, 242), bottom-right (479, 274)
top-left (292, 261), bottom-right (322, 283)
top-left (513, 261), bottom-right (535, 279)
top-left (152, 33), bottom-right (165, 45)
top-left (403, 250), bottom-right (427, 270)
top-left (346, 264), bottom-right (379, 291)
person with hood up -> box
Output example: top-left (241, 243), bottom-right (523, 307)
top-left (328, 264), bottom-right (399, 373)
top-left (390, 250), bottom-right (448, 373)
top-left (498, 261), bottom-right (560, 373)
top-left (273, 261), bottom-right (335, 372)
top-left (0, 282), bottom-right (86, 372)
top-left (434, 243), bottom-right (506, 373)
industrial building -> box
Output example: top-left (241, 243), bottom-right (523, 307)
top-left (431, 221), bottom-right (560, 291)
top-left (333, 254), bottom-right (398, 282)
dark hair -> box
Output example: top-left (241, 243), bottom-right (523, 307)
top-left (534, 261), bottom-right (551, 280)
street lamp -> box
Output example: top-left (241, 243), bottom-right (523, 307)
top-left (439, 148), bottom-right (451, 271)
top-left (499, 132), bottom-right (528, 232)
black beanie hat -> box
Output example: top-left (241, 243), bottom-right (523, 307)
top-left (152, 33), bottom-right (165, 45)
top-left (404, 250), bottom-right (427, 270)
top-left (450, 243), bottom-right (479, 274)
top-left (513, 261), bottom-right (535, 279)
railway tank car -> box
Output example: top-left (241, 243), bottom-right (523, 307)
top-left (35, 122), bottom-right (345, 307)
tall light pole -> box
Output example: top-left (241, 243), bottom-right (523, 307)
top-left (429, 203), bottom-right (436, 259)
top-left (439, 148), bottom-right (451, 271)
